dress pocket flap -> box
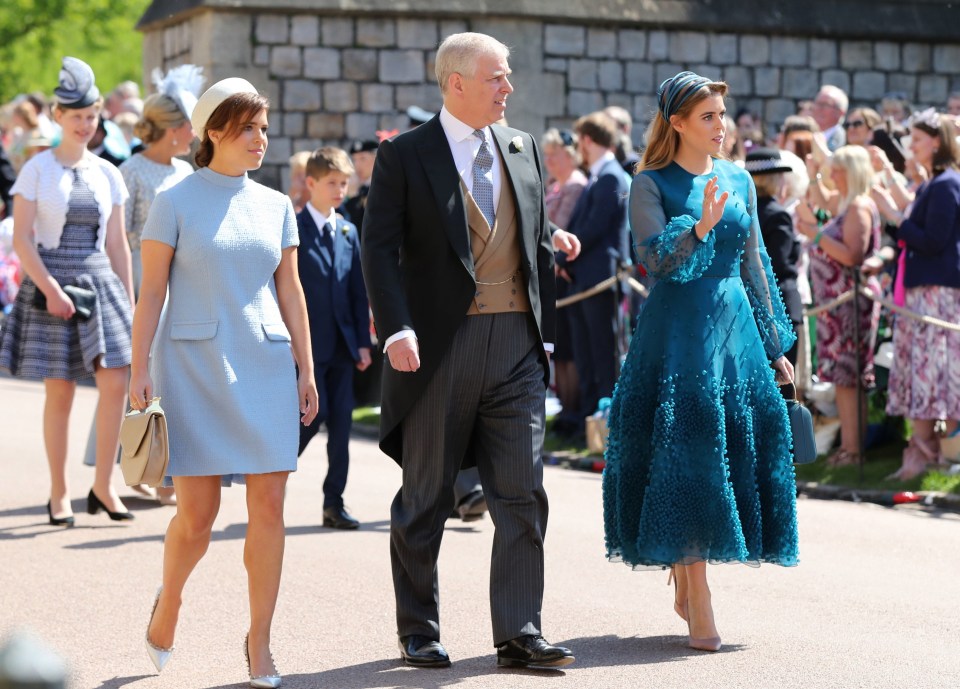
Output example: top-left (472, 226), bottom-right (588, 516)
top-left (170, 320), bottom-right (218, 340)
top-left (261, 322), bottom-right (292, 342)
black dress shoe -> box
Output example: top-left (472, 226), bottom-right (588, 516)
top-left (87, 489), bottom-right (134, 521)
top-left (398, 635), bottom-right (451, 668)
top-left (322, 506), bottom-right (360, 530)
top-left (496, 635), bottom-right (574, 669)
top-left (455, 490), bottom-right (487, 522)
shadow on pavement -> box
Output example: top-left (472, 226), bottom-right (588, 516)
top-left (558, 634), bottom-right (747, 667)
top-left (94, 675), bottom-right (155, 688)
top-left (62, 520), bottom-right (393, 550)
top-left (201, 655), bottom-right (567, 689)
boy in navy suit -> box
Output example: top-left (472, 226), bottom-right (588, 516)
top-left (297, 147), bottom-right (372, 529)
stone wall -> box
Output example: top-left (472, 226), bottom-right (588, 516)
top-left (140, 8), bottom-right (960, 190)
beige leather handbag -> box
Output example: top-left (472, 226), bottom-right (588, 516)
top-left (119, 397), bottom-right (170, 487)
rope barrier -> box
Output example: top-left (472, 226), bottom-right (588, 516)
top-left (858, 286), bottom-right (960, 333)
top-left (559, 269), bottom-right (959, 333)
top-left (556, 269), bottom-right (649, 309)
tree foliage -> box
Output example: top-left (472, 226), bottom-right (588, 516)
top-left (0, 0), bottom-right (151, 103)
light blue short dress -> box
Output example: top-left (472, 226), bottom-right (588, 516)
top-left (142, 167), bottom-right (300, 486)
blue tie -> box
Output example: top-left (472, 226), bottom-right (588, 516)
top-left (472, 129), bottom-right (495, 229)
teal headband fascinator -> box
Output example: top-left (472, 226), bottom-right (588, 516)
top-left (657, 71), bottom-right (714, 120)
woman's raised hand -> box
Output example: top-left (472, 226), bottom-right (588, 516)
top-left (696, 176), bottom-right (729, 239)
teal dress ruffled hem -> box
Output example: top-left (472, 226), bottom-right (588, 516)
top-left (603, 160), bottom-right (799, 570)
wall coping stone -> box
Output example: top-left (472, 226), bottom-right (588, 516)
top-left (138, 0), bottom-right (960, 42)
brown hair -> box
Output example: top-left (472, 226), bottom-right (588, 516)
top-left (912, 117), bottom-right (960, 176)
top-left (305, 146), bottom-right (354, 180)
top-left (574, 112), bottom-right (619, 150)
top-left (135, 93), bottom-right (188, 145)
top-left (638, 80), bottom-right (728, 172)
top-left (849, 107), bottom-right (882, 130)
top-left (195, 92), bottom-right (269, 168)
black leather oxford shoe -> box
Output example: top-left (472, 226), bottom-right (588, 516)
top-left (322, 506), bottom-right (360, 530)
top-left (398, 635), bottom-right (451, 667)
top-left (496, 635), bottom-right (574, 669)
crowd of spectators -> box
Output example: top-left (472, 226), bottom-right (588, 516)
top-left (2, 63), bottom-right (958, 480)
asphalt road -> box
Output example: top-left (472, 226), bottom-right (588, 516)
top-left (1, 376), bottom-right (958, 689)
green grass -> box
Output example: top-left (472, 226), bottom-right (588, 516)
top-left (352, 407), bottom-right (381, 427)
top-left (792, 439), bottom-right (960, 494)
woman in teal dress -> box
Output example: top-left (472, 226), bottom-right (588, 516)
top-left (602, 72), bottom-right (800, 652)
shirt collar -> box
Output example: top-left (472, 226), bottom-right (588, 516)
top-left (306, 201), bottom-right (337, 232)
top-left (589, 150), bottom-right (616, 179)
top-left (440, 106), bottom-right (484, 143)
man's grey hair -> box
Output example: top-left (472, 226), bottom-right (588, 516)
top-left (435, 32), bottom-right (510, 94)
top-left (818, 85), bottom-right (848, 114)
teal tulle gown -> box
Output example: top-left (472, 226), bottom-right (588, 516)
top-left (603, 159), bottom-right (800, 569)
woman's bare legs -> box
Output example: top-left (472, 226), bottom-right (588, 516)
top-left (44, 379), bottom-right (76, 518)
top-left (680, 561), bottom-right (720, 649)
top-left (835, 384), bottom-right (865, 457)
top-left (91, 365), bottom-right (130, 513)
top-left (147, 476), bottom-right (222, 650)
top-left (244, 471), bottom-right (289, 677)
top-left (670, 564), bottom-right (688, 620)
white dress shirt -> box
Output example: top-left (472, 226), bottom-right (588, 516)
top-left (588, 150), bottom-right (617, 182)
top-left (305, 201), bottom-right (337, 234)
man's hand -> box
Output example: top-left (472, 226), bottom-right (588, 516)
top-left (552, 229), bottom-right (581, 260)
top-left (356, 347), bottom-right (372, 371)
top-left (386, 337), bottom-right (420, 373)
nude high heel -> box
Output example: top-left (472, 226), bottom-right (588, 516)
top-left (145, 588), bottom-right (174, 672)
top-left (245, 634), bottom-right (281, 688)
top-left (668, 566), bottom-right (688, 621)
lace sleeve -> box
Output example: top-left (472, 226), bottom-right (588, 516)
top-left (740, 177), bottom-right (797, 360)
top-left (630, 173), bottom-right (715, 283)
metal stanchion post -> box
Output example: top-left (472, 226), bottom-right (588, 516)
top-left (852, 269), bottom-right (865, 483)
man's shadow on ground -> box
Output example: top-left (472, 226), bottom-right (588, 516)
top-left (94, 634), bottom-right (745, 688)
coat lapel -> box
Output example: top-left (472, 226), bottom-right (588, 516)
top-left (490, 126), bottom-right (534, 266)
top-left (420, 117), bottom-right (474, 278)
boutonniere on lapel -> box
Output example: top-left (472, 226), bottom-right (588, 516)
top-left (335, 213), bottom-right (350, 236)
top-left (509, 136), bottom-right (524, 154)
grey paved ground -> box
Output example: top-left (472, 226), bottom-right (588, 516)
top-left (2, 376), bottom-right (959, 689)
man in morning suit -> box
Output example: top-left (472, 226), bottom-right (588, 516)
top-left (558, 111), bottom-right (630, 428)
top-left (361, 32), bottom-right (576, 670)
top-left (297, 147), bottom-right (372, 530)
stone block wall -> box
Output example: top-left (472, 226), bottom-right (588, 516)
top-left (143, 10), bottom-right (960, 190)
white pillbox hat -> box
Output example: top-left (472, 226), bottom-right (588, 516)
top-left (191, 77), bottom-right (260, 135)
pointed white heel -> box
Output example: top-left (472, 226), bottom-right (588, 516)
top-left (145, 587), bottom-right (174, 672)
top-left (245, 634), bottom-right (281, 688)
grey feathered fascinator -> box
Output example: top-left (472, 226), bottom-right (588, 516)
top-left (54, 56), bottom-right (100, 109)
top-left (152, 64), bottom-right (205, 121)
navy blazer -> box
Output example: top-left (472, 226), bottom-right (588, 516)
top-left (558, 157), bottom-right (630, 288)
top-left (296, 208), bottom-right (372, 364)
top-left (897, 168), bottom-right (960, 289)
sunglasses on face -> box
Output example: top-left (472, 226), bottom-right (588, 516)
top-left (842, 120), bottom-right (866, 129)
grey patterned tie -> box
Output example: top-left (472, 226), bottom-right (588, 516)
top-left (472, 128), bottom-right (495, 229)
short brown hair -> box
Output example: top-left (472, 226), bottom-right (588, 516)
top-left (912, 116), bottom-right (960, 175)
top-left (305, 147), bottom-right (354, 180)
top-left (574, 112), bottom-right (618, 150)
top-left (195, 92), bottom-right (269, 168)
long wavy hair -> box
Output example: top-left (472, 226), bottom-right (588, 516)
top-left (637, 80), bottom-right (728, 173)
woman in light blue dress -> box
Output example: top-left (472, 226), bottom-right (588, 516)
top-left (129, 78), bottom-right (318, 687)
top-left (602, 72), bottom-right (799, 652)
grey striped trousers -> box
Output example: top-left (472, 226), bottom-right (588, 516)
top-left (391, 311), bottom-right (548, 646)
